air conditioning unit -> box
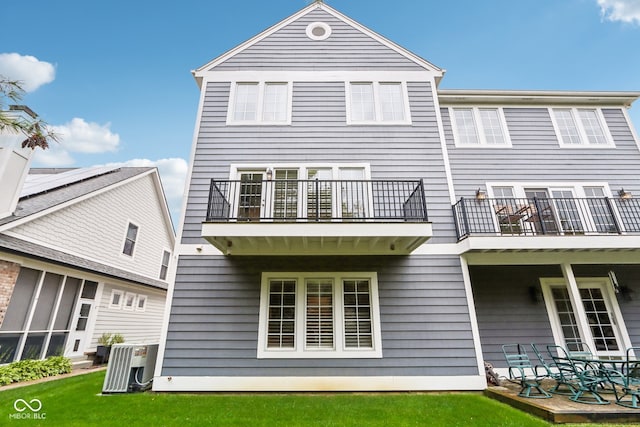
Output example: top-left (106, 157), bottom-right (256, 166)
top-left (102, 343), bottom-right (159, 393)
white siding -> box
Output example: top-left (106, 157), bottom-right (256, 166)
top-left (90, 282), bottom-right (166, 349)
top-left (10, 174), bottom-right (173, 281)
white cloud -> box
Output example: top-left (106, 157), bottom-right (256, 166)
top-left (0, 53), bottom-right (55, 92)
top-left (598, 0), bottom-right (640, 24)
top-left (100, 158), bottom-right (188, 223)
top-left (52, 118), bottom-right (120, 154)
top-left (31, 144), bottom-right (75, 167)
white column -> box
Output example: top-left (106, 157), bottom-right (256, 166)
top-left (560, 263), bottom-right (596, 352)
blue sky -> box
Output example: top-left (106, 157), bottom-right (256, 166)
top-left (2, 0), bottom-right (640, 221)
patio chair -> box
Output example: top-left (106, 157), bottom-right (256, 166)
top-left (502, 344), bottom-right (551, 398)
top-left (531, 343), bottom-right (576, 396)
top-left (565, 340), bottom-right (593, 360)
top-left (603, 346), bottom-right (640, 408)
top-left (547, 345), bottom-right (609, 405)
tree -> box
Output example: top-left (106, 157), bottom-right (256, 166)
top-left (0, 77), bottom-right (58, 149)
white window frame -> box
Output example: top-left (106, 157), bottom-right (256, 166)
top-left (345, 81), bottom-right (411, 125)
top-left (159, 249), bottom-right (171, 280)
top-left (121, 221), bottom-right (139, 257)
top-left (123, 292), bottom-right (136, 311)
top-left (549, 107), bottom-right (615, 148)
top-left (540, 277), bottom-right (630, 358)
top-left (227, 81), bottom-right (293, 125)
top-left (136, 294), bottom-right (147, 312)
top-left (486, 181), bottom-right (613, 200)
top-left (257, 272), bottom-right (382, 359)
top-left (449, 107), bottom-right (512, 148)
top-left (229, 163), bottom-right (372, 221)
top-left (109, 289), bottom-right (124, 309)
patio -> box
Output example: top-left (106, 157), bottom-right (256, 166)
top-left (487, 379), bottom-right (640, 424)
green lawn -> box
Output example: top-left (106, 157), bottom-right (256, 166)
top-left (0, 371), bottom-right (618, 427)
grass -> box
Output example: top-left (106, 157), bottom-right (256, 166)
top-left (0, 371), bottom-right (626, 427)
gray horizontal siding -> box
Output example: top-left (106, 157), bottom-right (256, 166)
top-left (182, 80), bottom-right (456, 245)
top-left (161, 255), bottom-right (478, 377)
top-left (441, 107), bottom-right (640, 199)
top-left (470, 265), bottom-right (562, 368)
top-left (214, 9), bottom-right (425, 71)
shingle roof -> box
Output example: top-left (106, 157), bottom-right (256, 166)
top-left (0, 166), bottom-right (169, 290)
top-left (0, 167), bottom-right (153, 227)
top-left (0, 234), bottom-right (167, 290)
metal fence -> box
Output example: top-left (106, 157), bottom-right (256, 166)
top-left (206, 179), bottom-right (428, 222)
top-left (453, 197), bottom-right (640, 240)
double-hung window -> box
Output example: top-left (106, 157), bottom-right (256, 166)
top-left (450, 107), bottom-right (511, 147)
top-left (257, 272), bottom-right (382, 358)
top-left (228, 82), bottom-right (291, 125)
top-left (347, 82), bottom-right (410, 124)
top-left (159, 250), bottom-right (171, 280)
top-left (122, 223), bottom-right (139, 256)
top-left (550, 108), bottom-right (613, 147)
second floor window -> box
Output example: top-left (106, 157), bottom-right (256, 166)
top-left (550, 108), bottom-right (613, 147)
top-left (347, 82), bottom-right (410, 124)
top-left (122, 223), bottom-right (138, 256)
top-left (159, 250), bottom-right (171, 280)
top-left (450, 107), bottom-right (511, 147)
top-left (228, 82), bottom-right (291, 124)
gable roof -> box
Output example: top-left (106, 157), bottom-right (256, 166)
top-left (0, 166), bottom-right (175, 290)
top-left (192, 2), bottom-right (443, 87)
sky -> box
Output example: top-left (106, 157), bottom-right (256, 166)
top-left (2, 0), bottom-right (640, 222)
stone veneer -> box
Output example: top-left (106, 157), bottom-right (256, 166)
top-left (0, 260), bottom-right (20, 327)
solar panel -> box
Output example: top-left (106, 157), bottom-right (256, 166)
top-left (21, 166), bottom-right (120, 198)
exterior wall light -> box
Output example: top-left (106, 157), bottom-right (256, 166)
top-left (266, 169), bottom-right (273, 180)
top-left (475, 188), bottom-right (487, 201)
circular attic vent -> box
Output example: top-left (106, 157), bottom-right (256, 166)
top-left (306, 22), bottom-right (331, 40)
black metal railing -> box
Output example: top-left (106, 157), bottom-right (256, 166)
top-left (453, 197), bottom-right (640, 240)
top-left (206, 179), bottom-right (428, 222)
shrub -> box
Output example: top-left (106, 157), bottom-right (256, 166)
top-left (0, 356), bottom-right (72, 386)
top-left (97, 332), bottom-right (125, 346)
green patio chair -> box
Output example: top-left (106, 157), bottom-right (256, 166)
top-left (603, 347), bottom-right (640, 408)
top-left (548, 345), bottom-right (609, 405)
top-left (502, 344), bottom-right (551, 398)
top-left (531, 343), bottom-right (577, 396)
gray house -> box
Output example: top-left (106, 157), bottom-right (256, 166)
top-left (154, 2), bottom-right (640, 391)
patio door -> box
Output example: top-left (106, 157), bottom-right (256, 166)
top-left (525, 188), bottom-right (584, 234)
top-left (66, 280), bottom-right (99, 357)
top-left (237, 172), bottom-right (266, 221)
top-left (542, 278), bottom-right (627, 358)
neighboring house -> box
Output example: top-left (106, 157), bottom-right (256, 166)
top-left (0, 112), bottom-right (175, 363)
top-left (154, 2), bottom-right (640, 392)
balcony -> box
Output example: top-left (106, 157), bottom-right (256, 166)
top-left (453, 196), bottom-right (640, 251)
top-left (202, 179), bottom-right (431, 255)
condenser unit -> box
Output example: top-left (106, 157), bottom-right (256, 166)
top-left (102, 343), bottom-right (159, 393)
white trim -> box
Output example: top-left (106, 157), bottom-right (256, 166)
top-left (549, 107), bottom-right (615, 148)
top-left (154, 250), bottom-right (180, 381)
top-left (120, 221), bottom-right (140, 258)
top-left (485, 181), bottom-right (613, 199)
top-left (202, 70), bottom-right (435, 83)
top-left (109, 289), bottom-right (124, 309)
top-left (257, 272), bottom-right (382, 359)
top-left (123, 292), bottom-right (136, 311)
top-left (621, 107), bottom-right (640, 152)
top-left (459, 256), bottom-right (489, 382)
top-left (226, 81), bottom-right (293, 126)
top-left (306, 22), bottom-right (331, 41)
top-left (229, 163), bottom-right (372, 180)
top-left (430, 77), bottom-right (457, 204)
top-left (193, 3), bottom-right (442, 80)
top-left (152, 375), bottom-right (485, 392)
top-left (136, 294), bottom-right (147, 312)
top-left (159, 248), bottom-right (171, 280)
top-left (540, 272), bottom-right (632, 358)
top-left (345, 81), bottom-right (412, 125)
top-left (449, 107), bottom-right (512, 148)
top-left (463, 249), bottom-right (640, 265)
